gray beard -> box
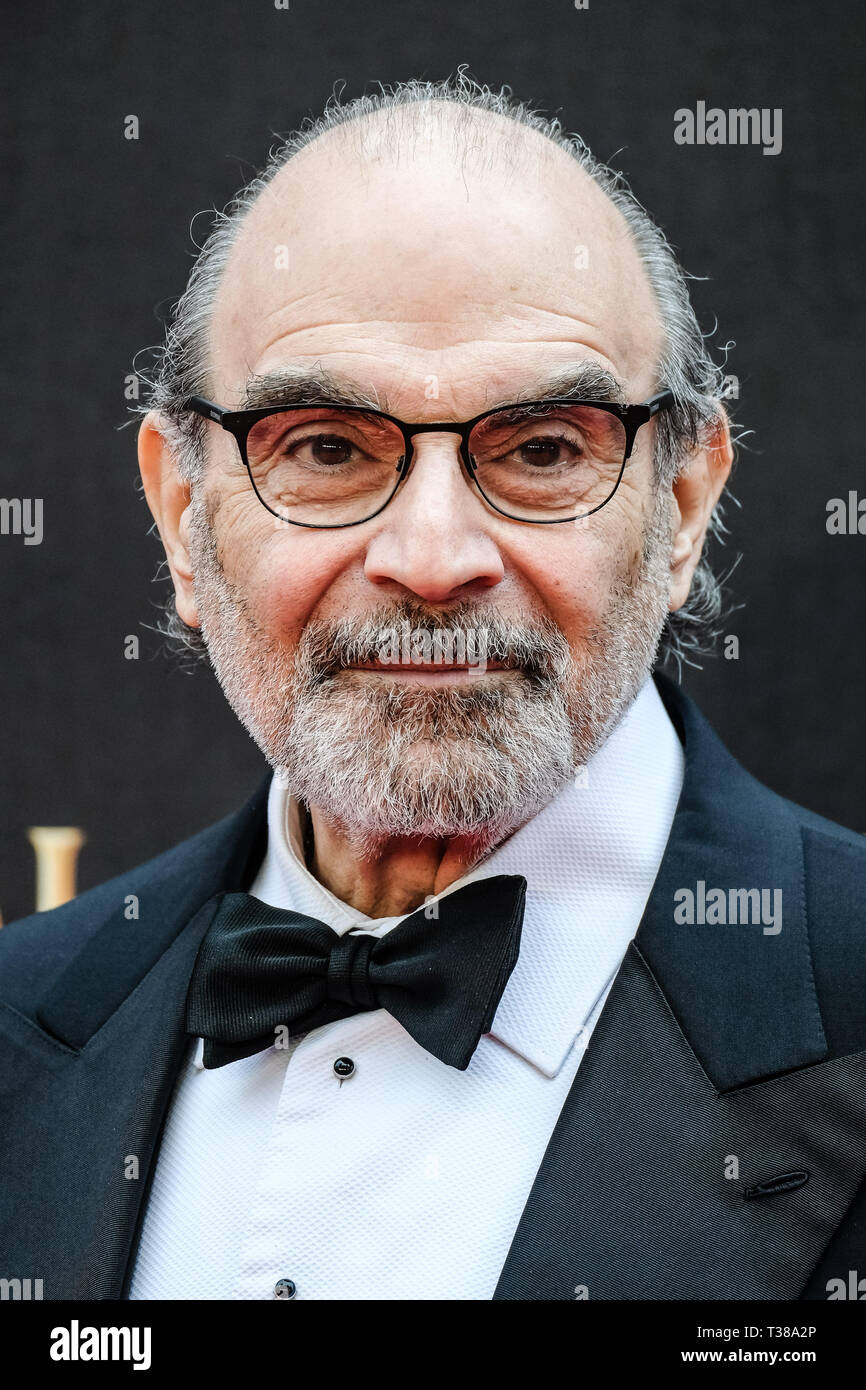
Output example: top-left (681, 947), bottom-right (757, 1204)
top-left (189, 493), bottom-right (673, 859)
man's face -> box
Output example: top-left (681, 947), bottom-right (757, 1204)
top-left (149, 111), bottom-right (695, 855)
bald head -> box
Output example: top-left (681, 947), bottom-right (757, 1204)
top-left (208, 99), bottom-right (663, 422)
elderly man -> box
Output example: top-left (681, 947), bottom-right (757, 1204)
top-left (2, 77), bottom-right (865, 1303)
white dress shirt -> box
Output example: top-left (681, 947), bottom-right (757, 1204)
top-left (128, 676), bottom-right (684, 1301)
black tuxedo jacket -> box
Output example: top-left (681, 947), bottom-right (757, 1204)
top-left (2, 673), bottom-right (866, 1300)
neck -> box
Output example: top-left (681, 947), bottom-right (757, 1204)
top-left (303, 804), bottom-right (498, 917)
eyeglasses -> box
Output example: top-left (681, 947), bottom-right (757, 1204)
top-left (181, 389), bottom-right (675, 528)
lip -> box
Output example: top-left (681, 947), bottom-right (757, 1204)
top-left (347, 661), bottom-right (509, 683)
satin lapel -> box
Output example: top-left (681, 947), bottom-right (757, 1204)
top-left (494, 946), bottom-right (866, 1299)
top-left (0, 777), bottom-right (269, 1300)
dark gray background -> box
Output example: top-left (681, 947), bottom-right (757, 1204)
top-left (1, 0), bottom-right (863, 925)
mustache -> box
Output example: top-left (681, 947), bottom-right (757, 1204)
top-left (294, 599), bottom-right (572, 687)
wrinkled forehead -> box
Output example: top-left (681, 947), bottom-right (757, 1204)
top-left (208, 106), bottom-right (664, 409)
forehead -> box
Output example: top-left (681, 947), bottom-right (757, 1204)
top-left (208, 107), bottom-right (663, 411)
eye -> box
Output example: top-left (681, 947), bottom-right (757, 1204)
top-left (285, 433), bottom-right (360, 467)
top-left (513, 432), bottom-right (584, 468)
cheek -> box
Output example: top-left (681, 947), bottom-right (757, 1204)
top-left (206, 486), bottom-right (361, 642)
top-left (507, 479), bottom-right (651, 639)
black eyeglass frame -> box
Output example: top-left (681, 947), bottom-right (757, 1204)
top-left (181, 389), bottom-right (675, 529)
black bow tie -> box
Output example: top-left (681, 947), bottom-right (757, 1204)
top-left (185, 875), bottom-right (527, 1071)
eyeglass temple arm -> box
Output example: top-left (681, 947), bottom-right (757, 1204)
top-left (181, 395), bottom-right (227, 425)
top-left (643, 390), bottom-right (675, 415)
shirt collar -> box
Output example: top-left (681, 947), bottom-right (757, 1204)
top-left (249, 677), bottom-right (684, 1079)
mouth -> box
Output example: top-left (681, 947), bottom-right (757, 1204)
top-left (346, 660), bottom-right (511, 685)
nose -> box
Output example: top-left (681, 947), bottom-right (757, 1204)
top-left (363, 432), bottom-right (505, 603)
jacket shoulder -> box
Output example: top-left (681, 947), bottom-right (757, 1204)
top-left (793, 804), bottom-right (866, 1054)
top-left (724, 771), bottom-right (866, 1055)
top-left (0, 778), bottom-right (270, 1014)
top-left (761, 788), bottom-right (866, 926)
top-left (787, 795), bottom-right (866, 856)
top-left (656, 673), bottom-right (866, 1049)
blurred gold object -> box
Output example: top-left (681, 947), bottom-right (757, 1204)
top-left (26, 827), bottom-right (86, 912)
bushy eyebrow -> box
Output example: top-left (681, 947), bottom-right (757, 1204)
top-left (238, 359), bottom-right (629, 417)
top-left (510, 363), bottom-right (628, 407)
top-left (239, 368), bottom-right (385, 413)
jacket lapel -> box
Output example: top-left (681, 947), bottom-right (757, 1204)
top-left (0, 776), bottom-right (270, 1299)
top-left (494, 675), bottom-right (866, 1299)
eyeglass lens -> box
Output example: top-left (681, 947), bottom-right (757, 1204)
top-left (244, 402), bottom-right (628, 525)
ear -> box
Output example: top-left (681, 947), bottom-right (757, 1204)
top-left (668, 411), bottom-right (733, 612)
top-left (138, 412), bottom-right (199, 629)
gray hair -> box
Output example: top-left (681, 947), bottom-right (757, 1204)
top-left (136, 69), bottom-right (740, 673)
